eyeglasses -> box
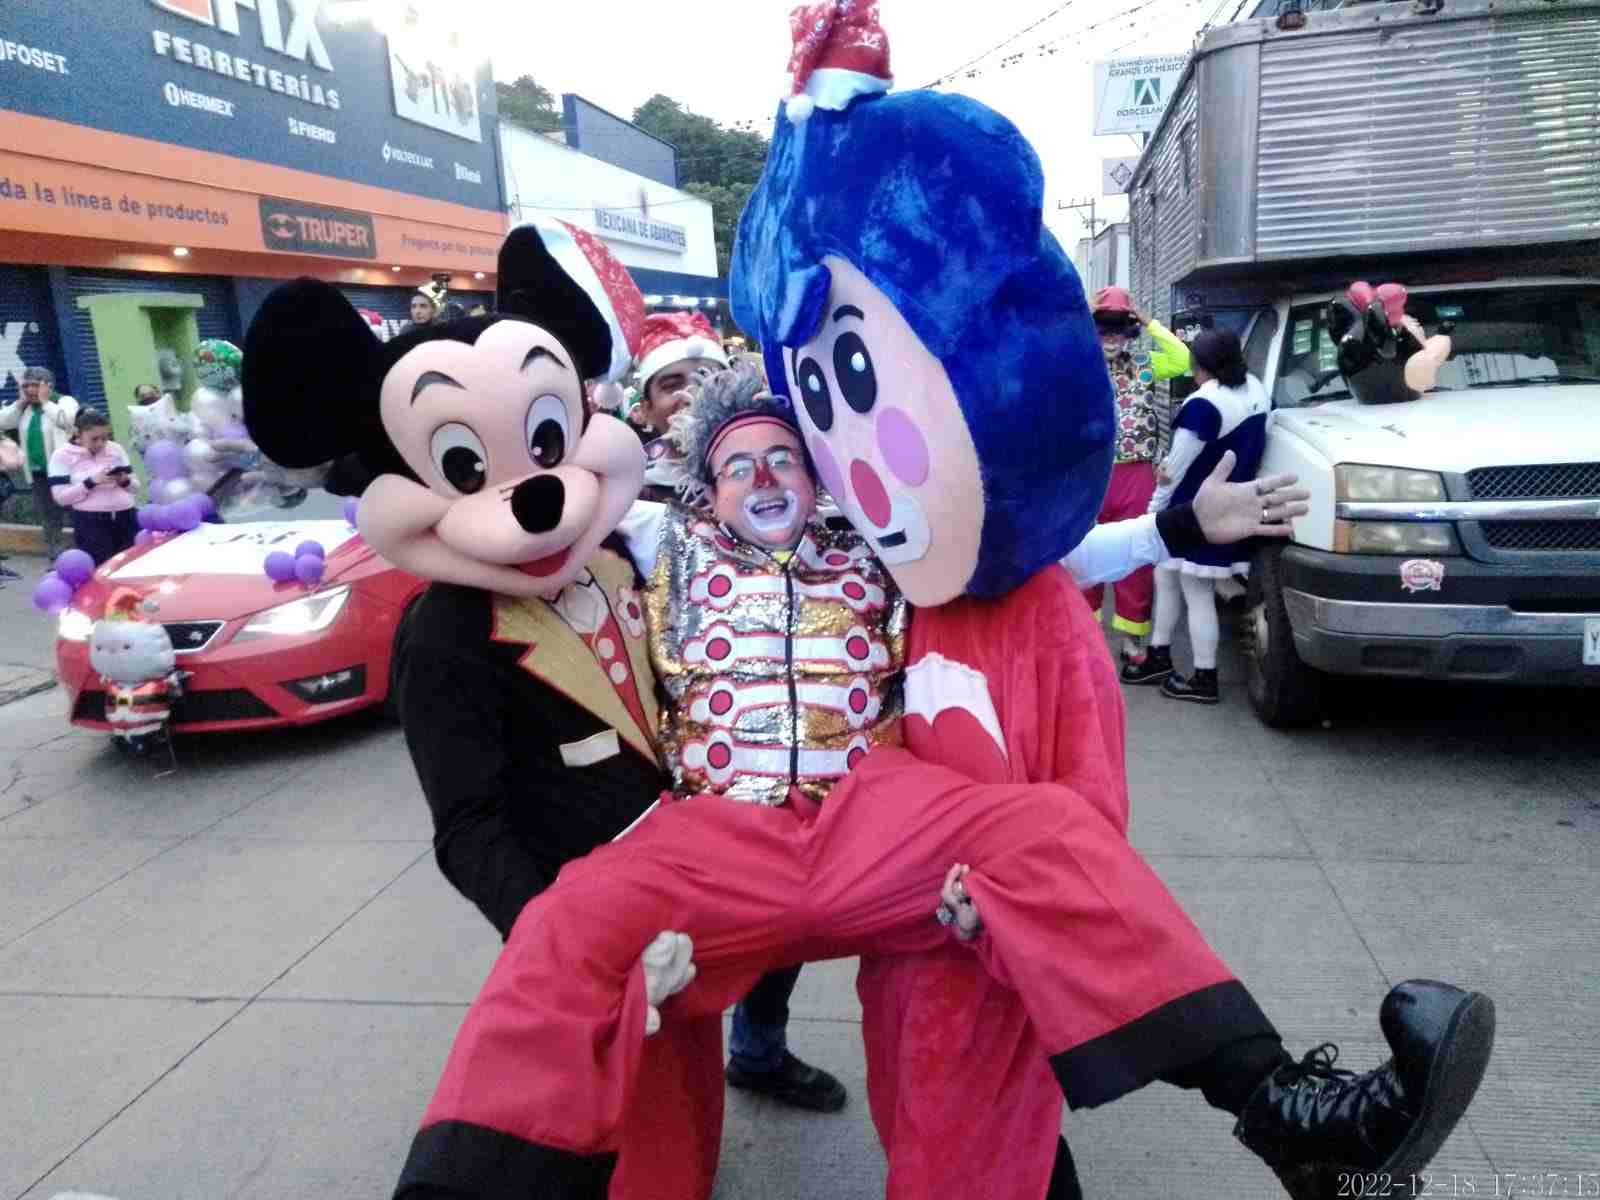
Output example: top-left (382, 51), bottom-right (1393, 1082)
top-left (715, 446), bottom-right (802, 484)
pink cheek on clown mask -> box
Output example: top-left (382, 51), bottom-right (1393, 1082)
top-left (808, 434), bottom-right (848, 502)
top-left (874, 406), bottom-right (929, 486)
top-left (849, 458), bottom-right (894, 529)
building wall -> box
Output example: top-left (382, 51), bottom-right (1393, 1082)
top-left (499, 122), bottom-right (718, 282)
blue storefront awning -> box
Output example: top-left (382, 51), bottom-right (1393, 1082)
top-left (627, 266), bottom-right (727, 302)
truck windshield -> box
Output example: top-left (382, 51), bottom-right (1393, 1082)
top-left (1273, 284), bottom-right (1600, 408)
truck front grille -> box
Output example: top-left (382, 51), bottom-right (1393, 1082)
top-left (1467, 463), bottom-right (1600, 501)
top-left (1480, 520), bottom-right (1600, 552)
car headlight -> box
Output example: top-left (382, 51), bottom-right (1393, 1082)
top-left (1334, 464), bottom-right (1446, 502)
top-left (58, 608), bottom-right (95, 642)
top-left (1333, 520), bottom-right (1460, 555)
top-left (234, 586), bottom-right (351, 642)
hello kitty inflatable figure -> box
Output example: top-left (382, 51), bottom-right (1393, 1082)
top-left (89, 589), bottom-right (186, 752)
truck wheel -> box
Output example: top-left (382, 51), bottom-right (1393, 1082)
top-left (1244, 546), bottom-right (1323, 727)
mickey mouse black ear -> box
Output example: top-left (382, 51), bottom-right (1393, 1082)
top-left (497, 220), bottom-right (644, 382)
top-left (242, 279), bottom-right (384, 470)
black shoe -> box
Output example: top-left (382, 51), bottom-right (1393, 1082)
top-left (1162, 667), bottom-right (1219, 704)
top-left (1121, 644), bottom-right (1173, 685)
top-left (1235, 981), bottom-right (1495, 1200)
top-left (726, 1051), bottom-right (847, 1113)
top-left (0, 559), bottom-right (19, 580)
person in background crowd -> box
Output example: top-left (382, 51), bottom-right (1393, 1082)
top-left (1126, 329), bottom-right (1270, 704)
top-left (0, 432), bottom-right (20, 579)
top-left (128, 376), bottom-right (193, 459)
top-left (407, 281), bottom-right (447, 331)
top-left (1083, 286), bottom-right (1192, 675)
top-left (633, 312), bottom-right (729, 438)
top-left (49, 407), bottom-right (138, 565)
top-left (0, 366), bottom-right (79, 560)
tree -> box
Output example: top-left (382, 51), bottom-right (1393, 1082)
top-left (632, 95), bottom-right (769, 272)
top-left (497, 75), bottom-right (561, 133)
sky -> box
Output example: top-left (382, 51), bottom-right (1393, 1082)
top-left (481, 0), bottom-right (1233, 250)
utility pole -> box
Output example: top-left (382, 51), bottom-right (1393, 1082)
top-left (1057, 197), bottom-right (1106, 235)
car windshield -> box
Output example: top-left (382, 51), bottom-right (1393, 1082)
top-left (209, 475), bottom-right (350, 524)
top-left (1273, 284), bottom-right (1600, 408)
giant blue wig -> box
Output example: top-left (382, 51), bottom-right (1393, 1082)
top-left (730, 90), bottom-right (1114, 599)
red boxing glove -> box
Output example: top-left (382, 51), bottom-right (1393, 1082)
top-left (1374, 282), bottom-right (1409, 329)
top-left (1346, 280), bottom-right (1376, 312)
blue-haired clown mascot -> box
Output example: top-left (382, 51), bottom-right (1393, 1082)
top-left (392, 6), bottom-right (1493, 1199)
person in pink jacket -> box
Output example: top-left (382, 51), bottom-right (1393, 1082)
top-left (49, 408), bottom-right (138, 564)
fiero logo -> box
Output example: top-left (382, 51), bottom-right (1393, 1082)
top-left (151, 0), bottom-right (332, 71)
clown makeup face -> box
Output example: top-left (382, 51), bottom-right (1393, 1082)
top-left (784, 256), bottom-right (984, 606)
top-left (370, 319), bottom-right (643, 595)
top-left (1097, 325), bottom-right (1134, 357)
top-left (709, 421), bottom-right (815, 551)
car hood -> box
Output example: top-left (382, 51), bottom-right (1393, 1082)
top-left (1272, 385), bottom-right (1600, 473)
top-left (79, 519), bottom-right (372, 623)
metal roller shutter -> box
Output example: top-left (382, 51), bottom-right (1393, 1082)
top-left (0, 265), bottom-right (67, 407)
top-left (66, 269), bottom-right (239, 410)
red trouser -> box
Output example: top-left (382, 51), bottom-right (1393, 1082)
top-left (611, 1016), bottom-right (723, 1199)
top-left (1082, 461), bottom-right (1158, 637)
top-left (858, 947), bottom-right (1065, 1199)
top-left (406, 746), bottom-right (1240, 1177)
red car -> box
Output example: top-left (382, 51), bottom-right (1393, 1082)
top-left (55, 489), bottom-right (426, 735)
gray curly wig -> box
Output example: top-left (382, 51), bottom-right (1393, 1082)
top-left (667, 362), bottom-right (803, 505)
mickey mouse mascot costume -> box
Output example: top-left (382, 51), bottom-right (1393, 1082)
top-left (242, 220), bottom-right (720, 1200)
top-left (380, 8), bottom-right (1494, 1200)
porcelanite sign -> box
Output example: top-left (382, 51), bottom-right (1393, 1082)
top-left (0, 0), bottom-right (500, 211)
top-left (1092, 54), bottom-right (1188, 137)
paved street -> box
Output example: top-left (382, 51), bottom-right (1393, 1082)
top-left (3, 569), bottom-right (1596, 1200)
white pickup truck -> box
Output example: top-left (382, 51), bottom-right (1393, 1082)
top-left (1240, 277), bottom-right (1600, 726)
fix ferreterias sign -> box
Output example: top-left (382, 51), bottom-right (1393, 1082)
top-left (1092, 54), bottom-right (1188, 137)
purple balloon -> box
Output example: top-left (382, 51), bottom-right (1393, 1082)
top-left (143, 440), bottom-right (185, 480)
top-left (172, 503), bottom-right (202, 532)
top-left (193, 493), bottom-right (217, 519)
top-left (145, 505), bottom-right (173, 532)
top-left (134, 529), bottom-right (154, 547)
top-left (295, 540), bottom-right (325, 560)
top-left (33, 574), bottom-right (73, 614)
top-left (294, 552), bottom-right (325, 586)
top-left (342, 496), bottom-right (359, 527)
top-left (136, 506), bottom-right (159, 531)
top-left (54, 548), bottom-right (95, 588)
top-left (264, 551), bottom-right (298, 583)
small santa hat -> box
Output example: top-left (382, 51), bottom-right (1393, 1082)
top-left (785, 1), bottom-right (893, 123)
top-left (497, 218), bottom-right (646, 383)
top-left (634, 311), bottom-right (729, 389)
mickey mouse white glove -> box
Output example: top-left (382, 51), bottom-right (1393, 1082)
top-left (640, 931), bottom-right (696, 1036)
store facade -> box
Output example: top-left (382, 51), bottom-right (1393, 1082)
top-left (0, 1), bottom-right (506, 427)
top-left (499, 105), bottom-right (726, 329)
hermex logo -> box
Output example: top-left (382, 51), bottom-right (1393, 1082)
top-left (150, 0), bottom-right (332, 70)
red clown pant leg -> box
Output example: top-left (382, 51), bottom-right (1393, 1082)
top-left (858, 946), bottom-right (1064, 1200)
top-left (611, 1014), bottom-right (724, 1200)
top-left (1103, 461), bottom-right (1157, 638)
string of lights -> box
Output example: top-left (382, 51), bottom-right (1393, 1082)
top-left (920, 0), bottom-right (1085, 89)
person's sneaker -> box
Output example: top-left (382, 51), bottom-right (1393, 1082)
top-left (1161, 667), bottom-right (1218, 704)
top-left (726, 1051), bottom-right (848, 1113)
top-left (1121, 644), bottom-right (1173, 685)
top-left (1234, 981), bottom-right (1495, 1200)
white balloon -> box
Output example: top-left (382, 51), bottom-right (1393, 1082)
top-left (185, 438), bottom-right (216, 466)
top-left (154, 476), bottom-right (194, 504)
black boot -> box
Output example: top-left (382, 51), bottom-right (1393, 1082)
top-left (1234, 981), bottom-right (1495, 1200)
top-left (1162, 667), bottom-right (1218, 704)
top-left (1121, 644), bottom-right (1173, 685)
top-left (726, 1050), bottom-right (848, 1112)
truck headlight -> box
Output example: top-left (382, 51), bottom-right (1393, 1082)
top-left (1333, 521), bottom-right (1460, 555)
top-left (57, 609), bottom-right (95, 642)
top-left (1335, 465), bottom-right (1447, 502)
top-left (234, 586), bottom-right (351, 642)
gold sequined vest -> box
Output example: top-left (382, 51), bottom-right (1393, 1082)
top-left (647, 505), bottom-right (906, 805)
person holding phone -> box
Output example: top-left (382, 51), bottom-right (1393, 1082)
top-left (49, 408), bottom-right (138, 564)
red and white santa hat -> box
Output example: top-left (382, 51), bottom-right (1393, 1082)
top-left (634, 311), bottom-right (728, 388)
top-left (505, 217), bottom-right (646, 383)
top-left (785, 0), bottom-right (893, 123)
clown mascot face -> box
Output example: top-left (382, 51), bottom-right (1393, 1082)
top-left (388, 8), bottom-right (1492, 1200)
